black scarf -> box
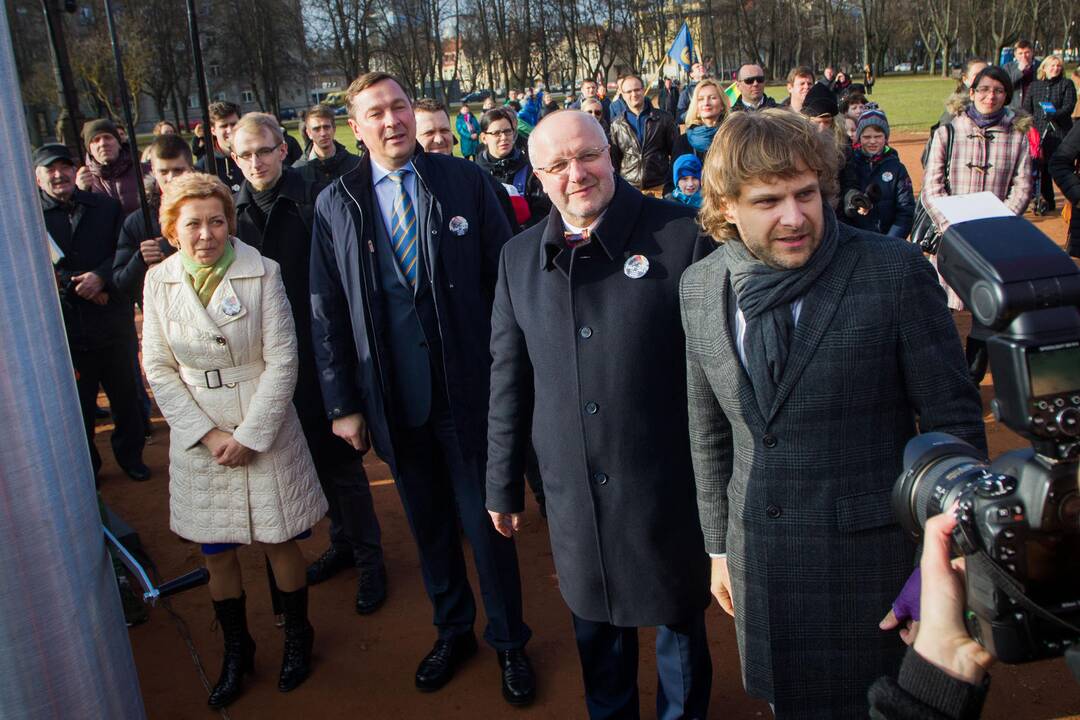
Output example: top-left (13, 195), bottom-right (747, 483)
top-left (248, 175), bottom-right (284, 231)
top-left (724, 204), bottom-right (838, 418)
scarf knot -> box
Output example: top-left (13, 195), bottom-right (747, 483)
top-left (180, 240), bottom-right (236, 307)
top-left (723, 205), bottom-right (839, 417)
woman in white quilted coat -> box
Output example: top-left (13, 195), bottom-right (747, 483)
top-left (142, 173), bottom-right (327, 708)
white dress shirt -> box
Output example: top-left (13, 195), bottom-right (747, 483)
top-left (370, 156), bottom-right (418, 235)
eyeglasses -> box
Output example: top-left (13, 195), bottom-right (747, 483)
top-left (740, 76), bottom-right (766, 85)
top-left (973, 86), bottom-right (1007, 96)
top-left (234, 144), bottom-right (281, 162)
top-left (535, 146), bottom-right (609, 175)
top-left (586, 109), bottom-right (604, 117)
top-left (484, 128), bottom-right (515, 138)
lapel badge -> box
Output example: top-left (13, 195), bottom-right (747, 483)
top-left (623, 254), bottom-right (650, 279)
top-left (221, 293), bottom-right (242, 316)
top-left (449, 216), bottom-right (469, 236)
top-left (881, 171), bottom-right (894, 182)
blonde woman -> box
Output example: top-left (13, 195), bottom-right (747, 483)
top-left (673, 78), bottom-right (732, 161)
top-left (141, 173), bottom-right (326, 708)
top-left (1024, 55), bottom-right (1076, 214)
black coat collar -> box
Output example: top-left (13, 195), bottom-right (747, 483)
top-left (539, 176), bottom-right (643, 273)
top-left (40, 187), bottom-right (101, 212)
top-left (235, 166), bottom-right (306, 211)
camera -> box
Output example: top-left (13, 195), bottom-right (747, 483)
top-left (893, 205), bottom-right (1080, 665)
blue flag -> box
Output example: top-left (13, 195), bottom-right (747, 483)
top-left (668, 22), bottom-right (695, 72)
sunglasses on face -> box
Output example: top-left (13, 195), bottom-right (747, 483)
top-left (740, 76), bottom-right (766, 85)
top-left (586, 110), bottom-right (603, 117)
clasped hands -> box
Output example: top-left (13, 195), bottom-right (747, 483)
top-left (201, 428), bottom-right (255, 467)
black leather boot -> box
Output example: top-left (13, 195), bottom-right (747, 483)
top-left (278, 586), bottom-right (314, 692)
top-left (207, 594), bottom-right (256, 708)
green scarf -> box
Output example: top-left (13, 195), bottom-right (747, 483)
top-left (180, 240), bottom-right (235, 307)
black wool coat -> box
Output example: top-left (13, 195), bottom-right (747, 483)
top-left (234, 169), bottom-right (352, 463)
top-left (42, 188), bottom-right (135, 350)
top-left (487, 178), bottom-right (713, 626)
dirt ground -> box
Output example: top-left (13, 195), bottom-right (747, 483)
top-left (95, 134), bottom-right (1080, 719)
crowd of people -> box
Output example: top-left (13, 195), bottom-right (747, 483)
top-left (31, 39), bottom-right (1080, 719)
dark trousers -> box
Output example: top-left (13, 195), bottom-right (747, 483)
top-left (73, 341), bottom-right (145, 475)
top-left (1039, 134), bottom-right (1061, 208)
top-left (319, 453), bottom-right (384, 571)
top-left (131, 334), bottom-right (151, 429)
top-left (572, 611), bottom-right (711, 720)
top-left (392, 385), bottom-right (530, 651)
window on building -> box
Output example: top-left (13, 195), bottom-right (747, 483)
top-left (241, 90), bottom-right (255, 103)
top-left (208, 64), bottom-right (221, 78)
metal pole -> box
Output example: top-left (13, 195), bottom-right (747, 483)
top-left (184, 0), bottom-right (217, 177)
top-left (40, 0), bottom-right (83, 159)
top-left (0, 6), bottom-right (146, 720)
top-left (102, 0), bottom-right (152, 234)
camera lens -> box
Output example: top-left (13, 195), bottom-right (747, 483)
top-left (892, 433), bottom-right (990, 537)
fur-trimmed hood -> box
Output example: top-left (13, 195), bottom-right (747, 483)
top-left (946, 92), bottom-right (1033, 133)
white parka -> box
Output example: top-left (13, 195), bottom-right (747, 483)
top-left (142, 238), bottom-right (326, 545)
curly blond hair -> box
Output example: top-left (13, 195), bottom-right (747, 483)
top-left (698, 109), bottom-right (840, 242)
top-left (159, 172), bottom-right (237, 247)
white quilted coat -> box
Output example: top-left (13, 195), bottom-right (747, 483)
top-left (142, 238), bottom-right (327, 545)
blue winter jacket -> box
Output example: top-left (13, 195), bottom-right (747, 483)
top-left (844, 147), bottom-right (916, 239)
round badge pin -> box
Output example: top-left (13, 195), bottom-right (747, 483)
top-left (221, 295), bottom-right (241, 316)
top-left (623, 254), bottom-right (649, 279)
top-left (881, 171), bottom-right (894, 182)
top-left (449, 215), bottom-right (469, 236)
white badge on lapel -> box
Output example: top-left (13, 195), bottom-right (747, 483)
top-left (623, 254), bottom-right (650, 279)
top-left (220, 293), bottom-right (242, 317)
top-left (449, 216), bottom-right (469, 236)
top-left (881, 171), bottom-right (894, 182)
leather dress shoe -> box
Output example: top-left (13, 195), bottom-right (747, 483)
top-left (415, 633), bottom-right (477, 691)
top-left (498, 648), bottom-right (536, 706)
top-left (355, 565), bottom-right (387, 615)
top-left (305, 545), bottom-right (354, 586)
top-left (122, 462), bottom-right (152, 482)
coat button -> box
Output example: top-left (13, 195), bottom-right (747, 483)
top-left (594, 472), bottom-right (609, 485)
top-left (215, 336), bottom-right (227, 345)
top-left (762, 433), bottom-right (777, 448)
top-left (579, 326), bottom-right (593, 339)
top-left (766, 505), bottom-right (782, 519)
top-left (584, 401), bottom-right (599, 415)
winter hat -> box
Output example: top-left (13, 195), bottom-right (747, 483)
top-left (672, 153), bottom-right (703, 187)
top-left (855, 108), bottom-right (890, 143)
top-left (801, 83), bottom-right (839, 117)
top-left (81, 118), bottom-right (121, 148)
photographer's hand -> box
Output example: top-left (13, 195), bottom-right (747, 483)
top-left (913, 512), bottom-right (995, 684)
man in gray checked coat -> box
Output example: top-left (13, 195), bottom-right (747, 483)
top-left (679, 109), bottom-right (986, 718)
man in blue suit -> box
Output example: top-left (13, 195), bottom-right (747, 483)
top-left (309, 71), bottom-right (535, 706)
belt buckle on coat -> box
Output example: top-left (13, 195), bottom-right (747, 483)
top-left (205, 369), bottom-right (223, 389)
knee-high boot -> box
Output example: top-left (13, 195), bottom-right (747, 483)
top-left (278, 586), bottom-right (315, 692)
top-left (208, 593), bottom-right (256, 708)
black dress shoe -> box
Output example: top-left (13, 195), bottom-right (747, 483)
top-left (498, 648), bottom-right (536, 706)
top-left (305, 545), bottom-right (354, 586)
top-left (355, 566), bottom-right (387, 615)
top-left (122, 462), bottom-right (152, 482)
top-left (415, 633), bottom-right (477, 691)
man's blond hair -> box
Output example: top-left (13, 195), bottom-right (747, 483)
top-left (699, 109), bottom-right (840, 242)
top-left (232, 112), bottom-right (284, 146)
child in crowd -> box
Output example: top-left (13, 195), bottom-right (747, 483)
top-left (665, 154), bottom-right (703, 208)
top-left (841, 109), bottom-right (915, 238)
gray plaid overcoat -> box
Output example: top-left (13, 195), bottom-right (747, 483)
top-left (679, 224), bottom-right (986, 718)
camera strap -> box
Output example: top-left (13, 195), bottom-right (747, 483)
top-left (968, 550), bottom-right (1080, 635)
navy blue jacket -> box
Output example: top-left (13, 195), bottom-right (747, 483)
top-left (310, 147), bottom-right (512, 473)
top-left (843, 147), bottom-right (916, 239)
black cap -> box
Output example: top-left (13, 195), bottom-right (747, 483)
top-left (33, 143), bottom-right (75, 168)
top-left (802, 83), bottom-right (839, 117)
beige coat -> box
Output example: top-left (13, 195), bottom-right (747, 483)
top-left (142, 238), bottom-right (326, 545)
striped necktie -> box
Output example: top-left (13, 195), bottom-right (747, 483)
top-left (387, 170), bottom-right (418, 287)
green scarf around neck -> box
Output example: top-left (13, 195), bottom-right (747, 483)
top-left (180, 240), bottom-right (236, 307)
